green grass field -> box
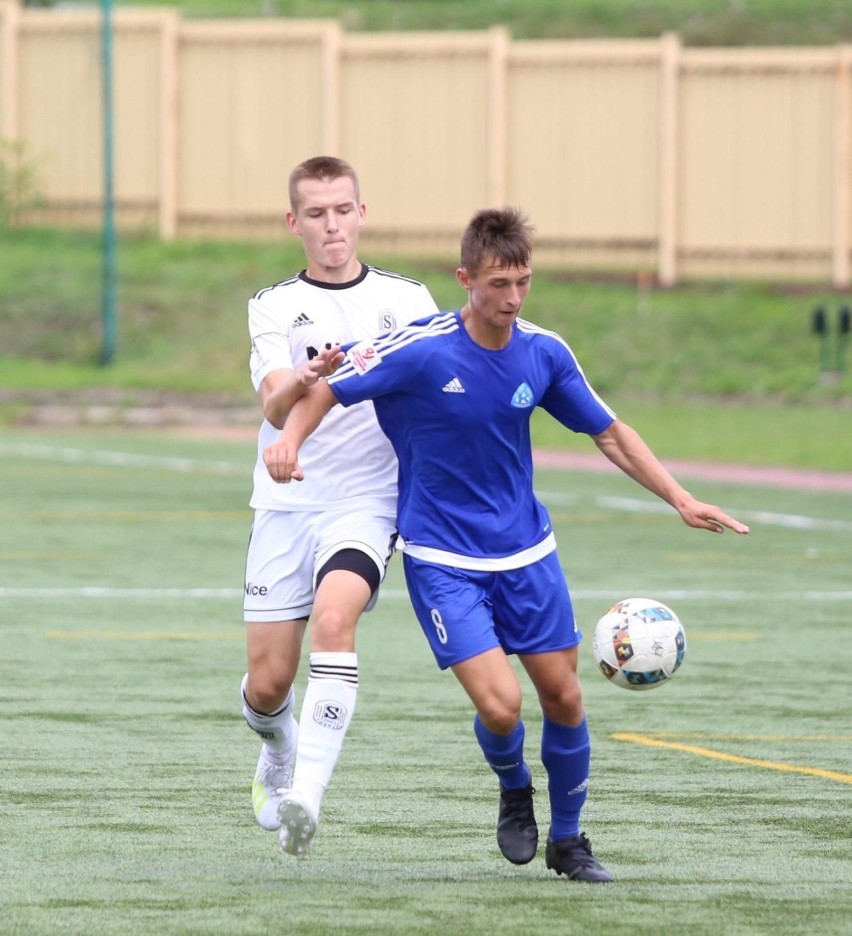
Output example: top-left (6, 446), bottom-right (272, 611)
top-left (1, 426), bottom-right (850, 935)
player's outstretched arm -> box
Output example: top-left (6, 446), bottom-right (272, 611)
top-left (262, 345), bottom-right (345, 429)
top-left (264, 380), bottom-right (339, 483)
top-left (592, 420), bottom-right (750, 535)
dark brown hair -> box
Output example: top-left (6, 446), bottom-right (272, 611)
top-left (460, 207), bottom-right (534, 275)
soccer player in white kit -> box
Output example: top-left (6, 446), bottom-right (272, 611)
top-left (264, 207), bottom-right (750, 880)
top-left (241, 156), bottom-right (439, 856)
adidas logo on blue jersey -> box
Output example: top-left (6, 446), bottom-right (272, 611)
top-left (292, 312), bottom-right (313, 327)
top-left (511, 382), bottom-right (534, 408)
top-left (442, 377), bottom-right (465, 393)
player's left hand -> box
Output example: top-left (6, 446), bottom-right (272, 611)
top-left (679, 499), bottom-right (750, 535)
top-left (263, 439), bottom-right (304, 483)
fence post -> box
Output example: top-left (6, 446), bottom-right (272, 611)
top-left (159, 9), bottom-right (179, 240)
top-left (0, 0), bottom-right (20, 141)
top-left (658, 31), bottom-right (680, 287)
top-left (833, 45), bottom-right (851, 289)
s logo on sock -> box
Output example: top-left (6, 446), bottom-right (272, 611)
top-left (313, 701), bottom-right (347, 729)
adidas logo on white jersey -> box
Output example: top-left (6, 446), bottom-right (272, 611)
top-left (442, 377), bottom-right (465, 393)
top-left (292, 312), bottom-right (313, 327)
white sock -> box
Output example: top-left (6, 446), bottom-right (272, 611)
top-left (292, 652), bottom-right (358, 815)
top-left (241, 673), bottom-right (298, 761)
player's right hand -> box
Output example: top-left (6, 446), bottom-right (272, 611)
top-left (297, 344), bottom-right (344, 387)
top-left (263, 439), bottom-right (304, 483)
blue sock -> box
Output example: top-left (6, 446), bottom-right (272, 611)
top-left (541, 716), bottom-right (591, 840)
top-left (473, 715), bottom-right (531, 790)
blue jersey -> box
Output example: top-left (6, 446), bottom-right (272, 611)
top-left (327, 310), bottom-right (615, 569)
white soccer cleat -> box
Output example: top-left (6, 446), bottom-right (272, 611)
top-left (277, 790), bottom-right (318, 858)
top-left (251, 745), bottom-right (295, 832)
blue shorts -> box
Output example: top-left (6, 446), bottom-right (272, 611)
top-left (402, 550), bottom-right (581, 670)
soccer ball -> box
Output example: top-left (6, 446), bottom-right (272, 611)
top-left (591, 598), bottom-right (686, 691)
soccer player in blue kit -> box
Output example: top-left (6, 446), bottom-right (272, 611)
top-left (264, 207), bottom-right (750, 881)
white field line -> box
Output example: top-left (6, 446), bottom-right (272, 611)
top-left (2, 587), bottom-right (851, 602)
top-left (542, 491), bottom-right (852, 533)
top-left (598, 495), bottom-right (852, 533)
top-left (0, 442), bottom-right (246, 476)
top-left (2, 442), bottom-right (848, 532)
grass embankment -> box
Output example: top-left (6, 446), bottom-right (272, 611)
top-left (1, 228), bottom-right (850, 471)
top-left (131, 0), bottom-right (852, 47)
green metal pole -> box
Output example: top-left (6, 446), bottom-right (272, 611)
top-left (100, 0), bottom-right (117, 366)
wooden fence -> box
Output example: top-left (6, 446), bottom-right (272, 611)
top-left (1, 0), bottom-right (850, 285)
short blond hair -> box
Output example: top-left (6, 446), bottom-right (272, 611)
top-left (288, 156), bottom-right (360, 212)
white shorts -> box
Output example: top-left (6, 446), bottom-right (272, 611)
top-left (243, 501), bottom-right (398, 623)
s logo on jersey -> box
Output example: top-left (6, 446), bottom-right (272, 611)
top-left (378, 310), bottom-right (397, 333)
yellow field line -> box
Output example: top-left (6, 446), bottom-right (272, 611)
top-left (644, 732), bottom-right (852, 743)
top-left (47, 630), bottom-right (242, 640)
top-left (612, 732), bottom-right (852, 784)
top-left (687, 633), bottom-right (755, 641)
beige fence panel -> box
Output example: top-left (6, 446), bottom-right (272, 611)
top-left (339, 29), bottom-right (501, 257)
top-left (8, 7), bottom-right (170, 230)
top-left (177, 18), bottom-right (340, 239)
top-left (506, 38), bottom-right (664, 271)
top-left (0, 0), bottom-right (20, 139)
top-left (17, 8), bottom-right (104, 222)
top-left (2, 0), bottom-right (851, 285)
top-left (114, 10), bottom-right (176, 231)
top-left (837, 47), bottom-right (852, 288)
top-left (679, 47), bottom-right (841, 281)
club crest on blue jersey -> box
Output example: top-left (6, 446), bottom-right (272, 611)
top-left (511, 382), bottom-right (534, 408)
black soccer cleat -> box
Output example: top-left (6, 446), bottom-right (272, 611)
top-left (545, 832), bottom-right (614, 882)
top-left (496, 783), bottom-right (538, 865)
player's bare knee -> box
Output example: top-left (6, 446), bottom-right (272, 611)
top-left (310, 607), bottom-right (357, 652)
top-left (540, 683), bottom-right (584, 724)
top-left (246, 671), bottom-right (293, 714)
top-left (477, 697), bottom-right (522, 735)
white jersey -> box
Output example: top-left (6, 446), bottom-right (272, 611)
top-left (248, 263), bottom-right (440, 511)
